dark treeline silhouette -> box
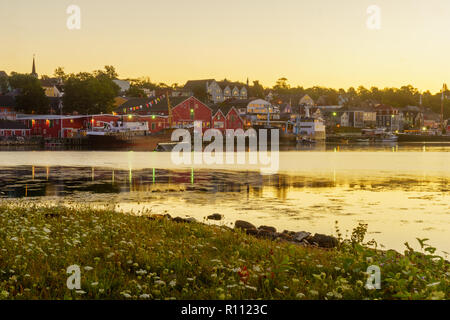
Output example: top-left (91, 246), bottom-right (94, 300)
top-left (1, 69), bottom-right (448, 117)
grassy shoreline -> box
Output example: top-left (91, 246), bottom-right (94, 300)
top-left (0, 203), bottom-right (448, 300)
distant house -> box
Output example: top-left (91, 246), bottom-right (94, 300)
top-left (401, 105), bottom-right (423, 129)
top-left (296, 118), bottom-right (326, 139)
top-left (374, 104), bottom-right (402, 131)
top-left (245, 99), bottom-right (274, 114)
top-left (423, 109), bottom-right (441, 129)
top-left (183, 79), bottom-right (248, 104)
top-left (113, 79), bottom-right (131, 94)
top-left (299, 94), bottom-right (314, 106)
top-left (332, 106), bottom-right (376, 128)
top-left (0, 96), bottom-right (17, 120)
top-left (40, 78), bottom-right (63, 97)
top-left (210, 105), bottom-right (244, 132)
top-left (340, 112), bottom-right (349, 127)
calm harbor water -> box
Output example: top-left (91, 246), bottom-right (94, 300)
top-left (0, 143), bottom-right (449, 256)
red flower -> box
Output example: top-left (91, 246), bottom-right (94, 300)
top-left (238, 266), bottom-right (250, 283)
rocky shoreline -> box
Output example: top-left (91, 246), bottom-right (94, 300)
top-left (148, 213), bottom-right (338, 249)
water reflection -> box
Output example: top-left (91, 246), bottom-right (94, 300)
top-left (1, 166), bottom-right (449, 198)
top-left (0, 147), bottom-right (449, 256)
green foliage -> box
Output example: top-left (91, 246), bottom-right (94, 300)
top-left (0, 73), bottom-right (9, 94)
top-left (126, 85), bottom-right (146, 98)
top-left (62, 66), bottom-right (120, 114)
top-left (249, 80), bottom-right (265, 99)
top-left (8, 73), bottom-right (49, 114)
top-left (128, 77), bottom-right (158, 90)
top-left (191, 85), bottom-right (208, 102)
top-left (265, 79), bottom-right (449, 117)
top-left (0, 203), bottom-right (447, 300)
top-left (334, 222), bottom-right (449, 300)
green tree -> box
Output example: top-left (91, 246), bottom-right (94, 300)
top-left (8, 73), bottom-right (49, 114)
top-left (53, 67), bottom-right (67, 81)
top-left (126, 85), bottom-right (146, 98)
top-left (249, 80), bottom-right (265, 98)
top-left (129, 77), bottom-right (157, 90)
top-left (0, 73), bottom-right (9, 94)
top-left (63, 67), bottom-right (120, 114)
top-left (273, 77), bottom-right (290, 95)
top-left (191, 84), bottom-right (208, 102)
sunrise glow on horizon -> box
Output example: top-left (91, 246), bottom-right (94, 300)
top-left (2, 0), bottom-right (450, 92)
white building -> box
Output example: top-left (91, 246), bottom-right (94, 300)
top-left (297, 118), bottom-right (326, 140)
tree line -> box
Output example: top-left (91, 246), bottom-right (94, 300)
top-left (0, 70), bottom-right (448, 118)
top-left (252, 78), bottom-right (449, 117)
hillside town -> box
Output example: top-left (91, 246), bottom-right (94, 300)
top-left (0, 58), bottom-right (449, 146)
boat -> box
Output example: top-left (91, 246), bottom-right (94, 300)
top-left (361, 128), bottom-right (398, 143)
top-left (297, 136), bottom-right (316, 144)
top-left (378, 133), bottom-right (398, 142)
top-left (87, 121), bottom-right (174, 149)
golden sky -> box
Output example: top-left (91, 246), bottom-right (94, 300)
top-left (1, 0), bottom-right (449, 92)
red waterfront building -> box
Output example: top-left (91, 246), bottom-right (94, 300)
top-left (0, 120), bottom-right (31, 137)
top-left (117, 96), bottom-right (212, 131)
top-left (17, 114), bottom-right (121, 138)
top-left (211, 105), bottom-right (245, 132)
top-left (172, 96), bottom-right (212, 130)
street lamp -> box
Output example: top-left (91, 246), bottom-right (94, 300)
top-left (58, 98), bottom-right (63, 139)
top-left (441, 83), bottom-right (448, 133)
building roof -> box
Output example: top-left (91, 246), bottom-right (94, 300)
top-left (340, 105), bottom-right (375, 112)
top-left (40, 78), bottom-right (60, 87)
top-left (116, 96), bottom-right (189, 114)
top-left (0, 95), bottom-right (17, 108)
top-left (217, 80), bottom-right (247, 90)
top-left (183, 79), bottom-right (215, 91)
top-left (0, 120), bottom-right (29, 130)
top-left (218, 98), bottom-right (256, 108)
top-left (401, 105), bottom-right (421, 112)
top-left (209, 104), bottom-right (237, 116)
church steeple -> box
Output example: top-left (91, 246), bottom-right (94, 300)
top-left (31, 55), bottom-right (38, 78)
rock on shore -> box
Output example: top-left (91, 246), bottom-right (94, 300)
top-left (233, 220), bottom-right (338, 249)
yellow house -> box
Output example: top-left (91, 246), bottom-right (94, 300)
top-left (114, 96), bottom-right (129, 108)
top-left (40, 79), bottom-right (62, 97)
top-left (299, 94), bottom-right (315, 106)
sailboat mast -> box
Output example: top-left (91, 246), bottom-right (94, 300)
top-left (441, 84), bottom-right (447, 132)
top-left (167, 91), bottom-right (173, 128)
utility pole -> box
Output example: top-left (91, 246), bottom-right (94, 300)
top-left (166, 91), bottom-right (173, 129)
top-left (59, 98), bottom-right (63, 139)
top-left (441, 83), bottom-right (447, 134)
